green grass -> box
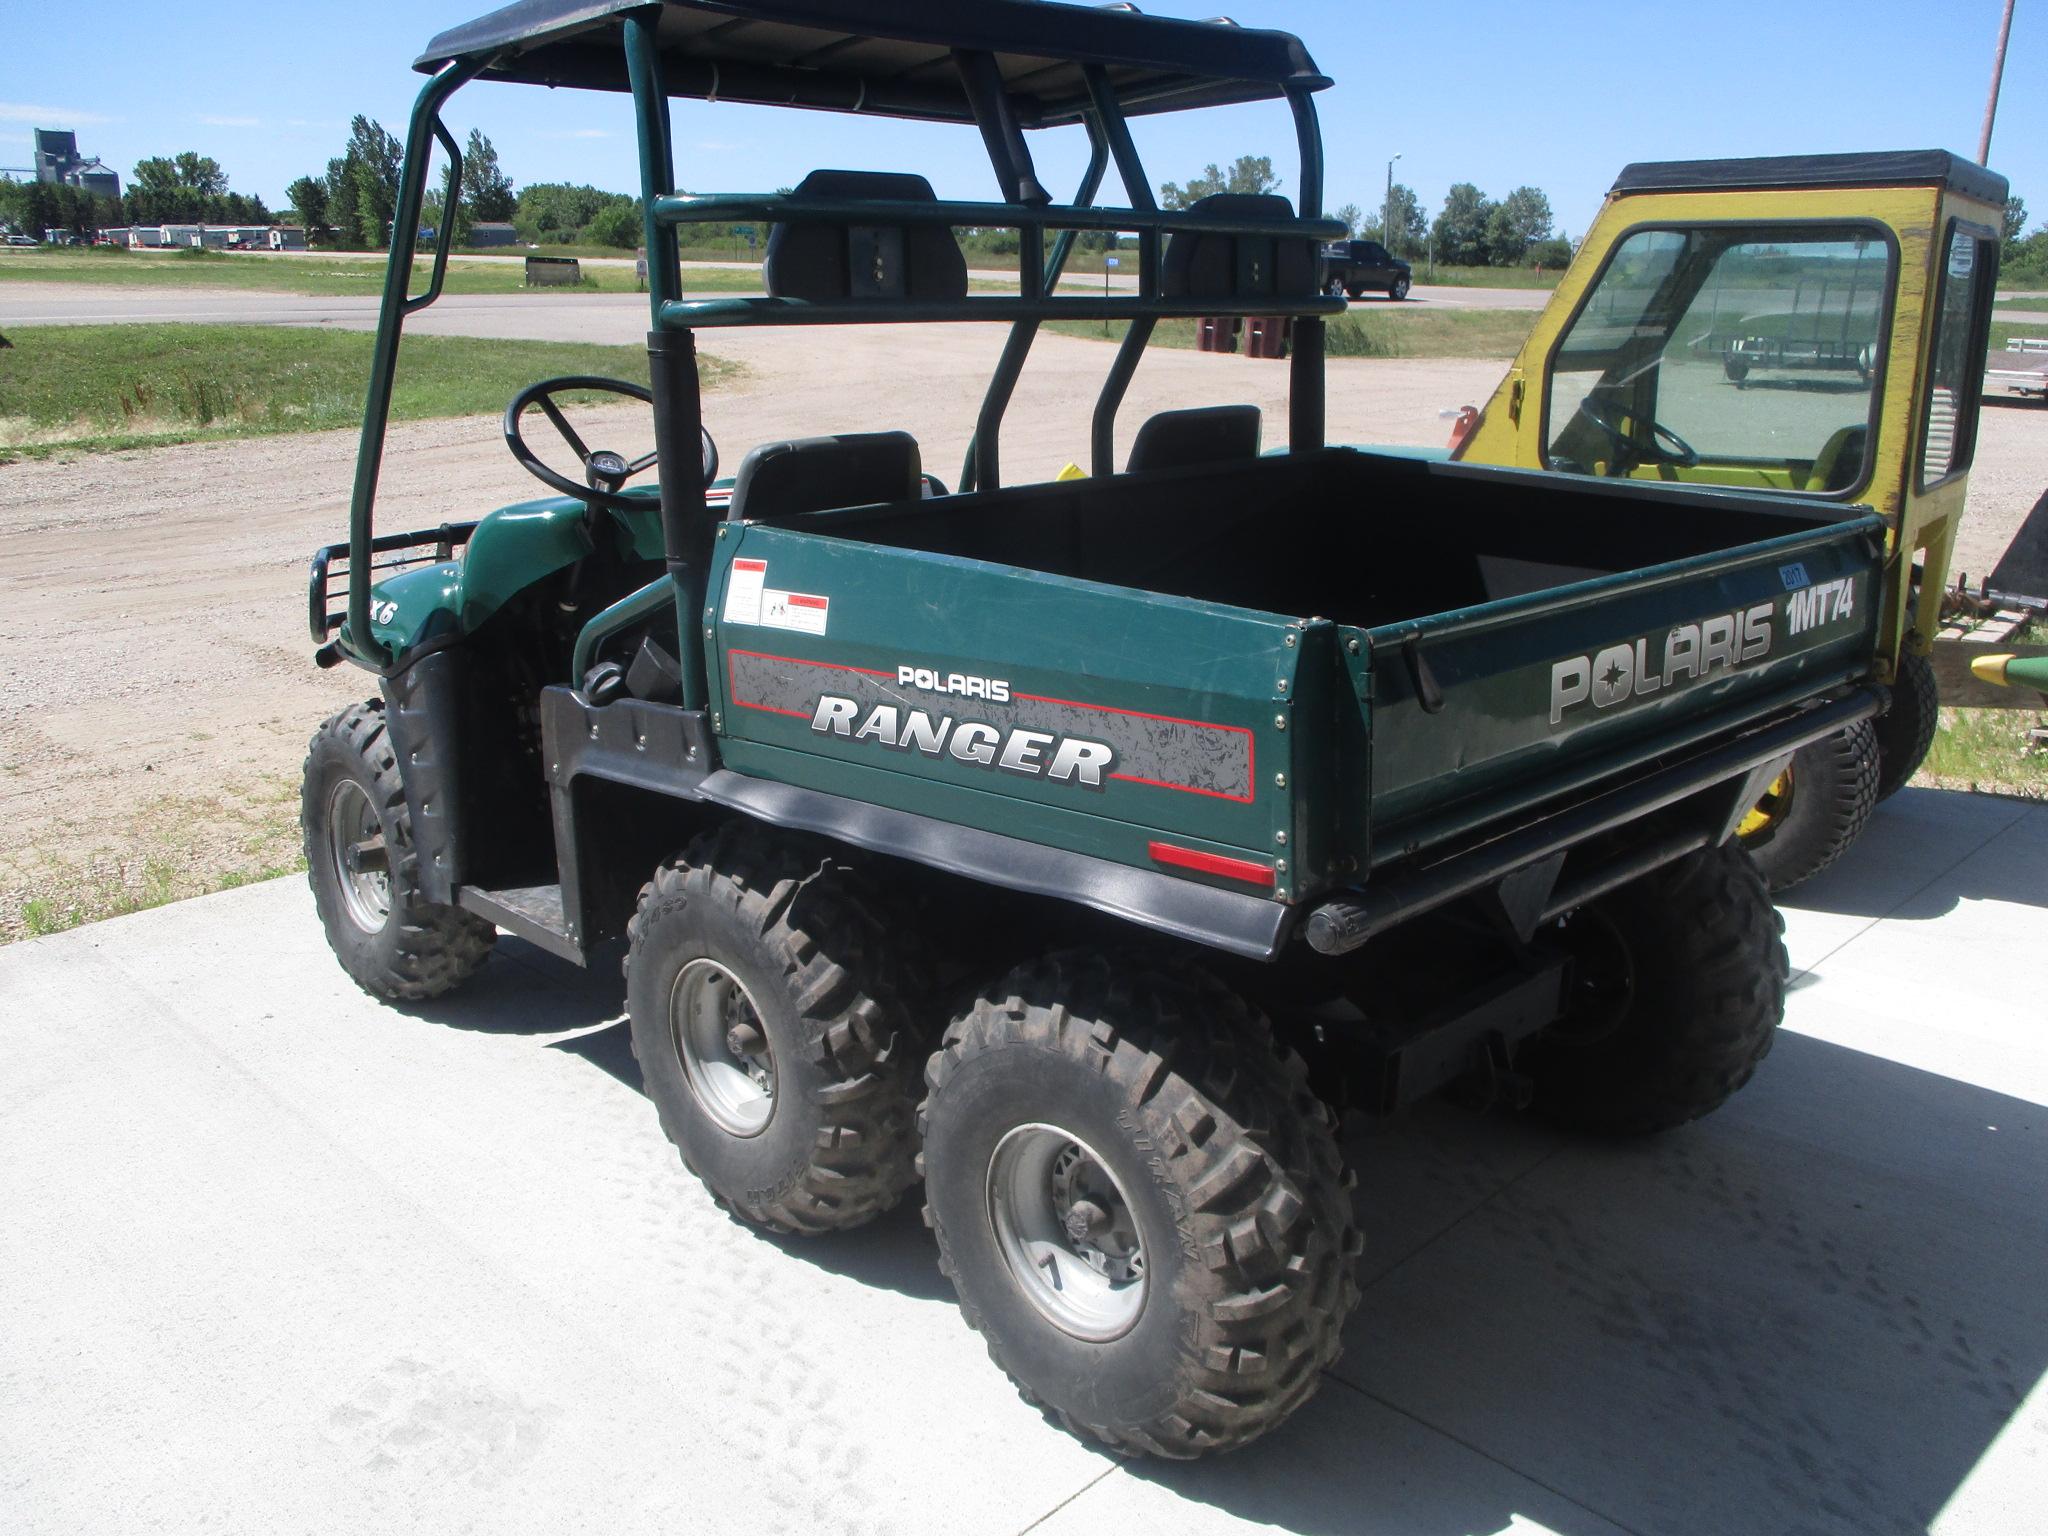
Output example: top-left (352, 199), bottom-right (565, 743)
top-left (1989, 319), bottom-right (2048, 350)
top-left (0, 323), bottom-right (743, 459)
top-left (0, 245), bottom-right (767, 296)
top-left (1046, 306), bottom-right (1533, 360)
top-left (4, 776), bottom-right (308, 942)
top-left (1408, 264), bottom-right (1563, 289)
top-left (1917, 707), bottom-right (2048, 799)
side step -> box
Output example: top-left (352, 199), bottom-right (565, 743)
top-left (457, 883), bottom-right (585, 966)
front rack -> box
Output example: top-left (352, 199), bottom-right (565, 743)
top-left (309, 521), bottom-right (476, 644)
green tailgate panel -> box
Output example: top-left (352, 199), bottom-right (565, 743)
top-left (1361, 522), bottom-right (1884, 863)
top-left (707, 526), bottom-right (1304, 894)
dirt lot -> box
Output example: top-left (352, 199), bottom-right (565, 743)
top-left (2, 326), bottom-right (2043, 937)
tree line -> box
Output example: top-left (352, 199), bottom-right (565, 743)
top-left (0, 151), bottom-right (271, 240)
top-left (283, 119), bottom-right (683, 251)
top-left (1155, 155), bottom-right (1567, 268)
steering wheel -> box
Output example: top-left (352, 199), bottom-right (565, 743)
top-left (1575, 390), bottom-right (1699, 472)
top-left (504, 375), bottom-right (718, 511)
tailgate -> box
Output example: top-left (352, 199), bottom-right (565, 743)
top-left (1354, 513), bottom-right (1885, 866)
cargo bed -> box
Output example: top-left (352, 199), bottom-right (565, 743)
top-left (710, 444), bottom-right (1885, 918)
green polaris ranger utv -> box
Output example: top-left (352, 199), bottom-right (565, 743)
top-left (303, 0), bottom-right (1885, 1457)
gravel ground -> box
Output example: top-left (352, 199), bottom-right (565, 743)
top-left (2, 321), bottom-right (2043, 938)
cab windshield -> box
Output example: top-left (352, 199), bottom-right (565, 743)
top-left (1545, 224), bottom-right (1891, 496)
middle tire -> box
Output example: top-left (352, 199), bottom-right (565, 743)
top-left (1738, 719), bottom-right (1881, 892)
top-left (1525, 842), bottom-right (1786, 1135)
top-left (920, 953), bottom-right (1361, 1458)
top-left (625, 825), bottom-right (928, 1234)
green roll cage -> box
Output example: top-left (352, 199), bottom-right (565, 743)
top-left (345, 1), bottom-right (1344, 693)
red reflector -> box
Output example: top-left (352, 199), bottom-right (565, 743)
top-left (1146, 841), bottom-right (1276, 887)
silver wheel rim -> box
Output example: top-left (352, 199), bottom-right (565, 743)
top-left (669, 958), bottom-right (776, 1137)
top-left (986, 1124), bottom-right (1147, 1341)
top-left (326, 779), bottom-right (389, 933)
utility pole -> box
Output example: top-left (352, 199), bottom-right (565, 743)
top-left (1384, 152), bottom-right (1402, 253)
top-left (1978, 0), bottom-right (2016, 163)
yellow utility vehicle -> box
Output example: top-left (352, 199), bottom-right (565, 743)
top-left (1453, 151), bottom-right (2006, 887)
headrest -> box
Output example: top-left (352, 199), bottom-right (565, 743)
top-left (763, 171), bottom-right (969, 303)
top-left (1162, 193), bottom-right (1317, 303)
top-left (1127, 406), bottom-right (1263, 475)
top-left (728, 432), bottom-right (924, 522)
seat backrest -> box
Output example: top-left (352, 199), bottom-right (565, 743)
top-left (764, 170), bottom-right (968, 302)
top-left (1127, 405), bottom-right (1262, 476)
top-left (1161, 193), bottom-right (1317, 302)
top-left (727, 432), bottom-right (923, 522)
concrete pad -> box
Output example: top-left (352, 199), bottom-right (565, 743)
top-left (1033, 1378), bottom-right (1634, 1536)
top-left (1772, 786), bottom-right (2036, 977)
top-left (1, 889), bottom-right (1112, 1535)
top-left (4, 793), bottom-right (2044, 1535)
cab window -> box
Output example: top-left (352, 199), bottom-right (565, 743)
top-left (1545, 225), bottom-right (1892, 495)
top-left (1918, 223), bottom-right (1996, 489)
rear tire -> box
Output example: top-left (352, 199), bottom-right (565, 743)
top-left (1875, 647), bottom-right (1939, 800)
top-left (624, 825), bottom-right (928, 1235)
top-left (919, 953), bottom-right (1361, 1458)
top-left (1739, 721), bottom-right (1880, 892)
top-left (301, 700), bottom-right (494, 1001)
top-left (1525, 844), bottom-right (1785, 1135)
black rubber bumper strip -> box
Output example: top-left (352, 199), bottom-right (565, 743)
top-left (693, 769), bottom-right (1291, 961)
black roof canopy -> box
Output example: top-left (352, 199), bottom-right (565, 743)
top-left (1612, 150), bottom-right (2007, 209)
top-left (415, 0), bottom-right (1329, 126)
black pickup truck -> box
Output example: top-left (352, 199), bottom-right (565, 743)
top-left (1321, 237), bottom-right (1412, 299)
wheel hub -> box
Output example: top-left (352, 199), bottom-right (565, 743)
top-left (325, 779), bottom-right (390, 933)
top-left (988, 1124), bottom-right (1147, 1340)
top-left (670, 958), bottom-right (776, 1137)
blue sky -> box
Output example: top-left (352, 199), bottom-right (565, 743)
top-left (4, 0), bottom-right (2040, 239)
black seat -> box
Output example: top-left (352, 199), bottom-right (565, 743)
top-left (764, 170), bottom-right (968, 302)
top-left (1127, 406), bottom-right (1262, 475)
top-left (1161, 193), bottom-right (1317, 302)
top-left (727, 432), bottom-right (923, 522)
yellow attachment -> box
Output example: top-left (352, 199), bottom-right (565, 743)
top-left (1970, 653), bottom-right (2013, 686)
top-left (1055, 462), bottom-right (1089, 482)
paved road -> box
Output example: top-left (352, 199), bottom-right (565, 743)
top-left (3, 788), bottom-right (2042, 1536)
top-left (0, 275), bottom-right (1549, 341)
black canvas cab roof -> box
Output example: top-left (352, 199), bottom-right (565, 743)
top-left (1611, 150), bottom-right (2007, 207)
top-left (416, 0), bottom-right (1329, 126)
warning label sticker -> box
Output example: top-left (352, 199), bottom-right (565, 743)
top-left (761, 588), bottom-right (829, 635)
top-left (723, 558), bottom-right (767, 625)
top-left (722, 558), bottom-right (829, 634)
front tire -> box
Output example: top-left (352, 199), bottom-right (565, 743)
top-left (1388, 275), bottom-right (1410, 300)
top-left (301, 701), bottom-right (494, 1001)
top-left (920, 954), bottom-right (1361, 1458)
top-left (1525, 844), bottom-right (1785, 1135)
top-left (625, 826), bottom-right (928, 1235)
top-left (1738, 721), bottom-right (1880, 892)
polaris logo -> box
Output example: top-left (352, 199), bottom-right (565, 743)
top-left (896, 665), bottom-right (1010, 702)
top-left (1550, 604), bottom-right (1773, 726)
top-left (811, 695), bottom-right (1116, 787)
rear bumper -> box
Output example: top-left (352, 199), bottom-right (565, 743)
top-left (1304, 687), bottom-right (1881, 954)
